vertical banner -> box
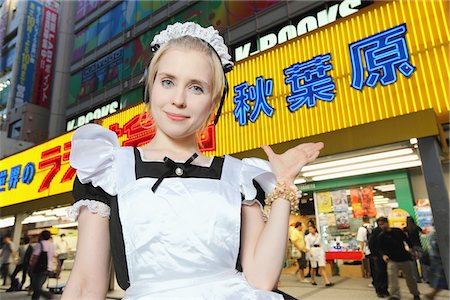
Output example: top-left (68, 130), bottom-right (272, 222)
top-left (13, 0), bottom-right (43, 107)
top-left (0, 0), bottom-right (10, 58)
top-left (33, 0), bottom-right (59, 107)
top-left (350, 187), bottom-right (377, 218)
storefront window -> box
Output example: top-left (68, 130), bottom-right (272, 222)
top-left (300, 181), bottom-right (400, 252)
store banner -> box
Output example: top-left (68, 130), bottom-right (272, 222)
top-left (33, 0), bottom-right (59, 107)
top-left (315, 191), bottom-right (333, 213)
top-left (350, 187), bottom-right (377, 218)
top-left (13, 0), bottom-right (43, 107)
top-left (0, 104), bottom-right (216, 207)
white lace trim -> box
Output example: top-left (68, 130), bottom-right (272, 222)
top-left (151, 22), bottom-right (233, 69)
top-left (67, 200), bottom-right (110, 220)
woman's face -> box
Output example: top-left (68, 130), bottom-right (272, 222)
top-left (309, 226), bottom-right (316, 234)
top-left (150, 48), bottom-right (213, 140)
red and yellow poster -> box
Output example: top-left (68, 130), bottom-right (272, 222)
top-left (350, 187), bottom-right (377, 218)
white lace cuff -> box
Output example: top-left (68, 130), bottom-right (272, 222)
top-left (67, 200), bottom-right (111, 220)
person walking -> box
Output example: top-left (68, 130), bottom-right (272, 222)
top-left (357, 215), bottom-right (374, 280)
top-left (29, 230), bottom-right (56, 300)
top-left (369, 218), bottom-right (389, 298)
top-left (8, 236), bottom-right (33, 291)
top-left (377, 217), bottom-right (421, 300)
top-left (403, 216), bottom-right (425, 282)
top-left (422, 231), bottom-right (448, 299)
top-left (305, 225), bottom-right (333, 287)
top-left (1, 233), bottom-right (17, 286)
top-left (289, 222), bottom-right (309, 283)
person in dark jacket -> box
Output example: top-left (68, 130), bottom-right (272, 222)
top-left (369, 218), bottom-right (389, 298)
top-left (377, 217), bottom-right (421, 300)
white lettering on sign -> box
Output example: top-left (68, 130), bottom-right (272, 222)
top-left (234, 0), bottom-right (362, 61)
top-left (66, 100), bottom-right (119, 131)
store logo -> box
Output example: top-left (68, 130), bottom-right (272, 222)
top-left (234, 0), bottom-right (367, 61)
top-left (66, 100), bottom-right (119, 131)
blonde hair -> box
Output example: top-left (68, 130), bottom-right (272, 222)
top-left (140, 35), bottom-right (225, 132)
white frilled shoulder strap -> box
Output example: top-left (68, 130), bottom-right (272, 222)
top-left (70, 123), bottom-right (120, 196)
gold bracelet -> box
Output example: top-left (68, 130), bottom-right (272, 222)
top-left (264, 181), bottom-right (300, 216)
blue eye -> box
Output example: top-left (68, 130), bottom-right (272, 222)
top-left (162, 79), bottom-right (173, 87)
top-left (191, 85), bottom-right (204, 94)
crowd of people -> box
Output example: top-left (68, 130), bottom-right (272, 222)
top-left (0, 231), bottom-right (70, 299)
top-left (288, 215), bottom-right (447, 300)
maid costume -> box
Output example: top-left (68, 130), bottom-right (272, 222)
top-left (68, 124), bottom-right (284, 300)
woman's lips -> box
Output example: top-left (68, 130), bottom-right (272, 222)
top-left (166, 112), bottom-right (189, 121)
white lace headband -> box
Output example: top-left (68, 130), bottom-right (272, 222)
top-left (150, 22), bottom-right (234, 72)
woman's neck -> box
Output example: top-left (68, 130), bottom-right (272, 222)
top-left (143, 131), bottom-right (201, 161)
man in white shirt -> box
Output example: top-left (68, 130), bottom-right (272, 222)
top-left (357, 215), bottom-right (375, 284)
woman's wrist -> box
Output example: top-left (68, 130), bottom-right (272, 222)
top-left (264, 181), bottom-right (299, 215)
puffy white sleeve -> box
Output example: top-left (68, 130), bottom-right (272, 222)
top-left (67, 124), bottom-right (120, 220)
top-left (240, 157), bottom-right (277, 213)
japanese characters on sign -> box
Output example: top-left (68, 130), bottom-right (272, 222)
top-left (33, 0), bottom-right (59, 107)
top-left (233, 24), bottom-right (415, 126)
top-left (13, 0), bottom-right (43, 107)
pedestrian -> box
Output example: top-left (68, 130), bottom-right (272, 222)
top-left (369, 217), bottom-right (389, 298)
top-left (304, 219), bottom-right (318, 278)
top-left (289, 222), bottom-right (309, 283)
top-left (7, 235), bottom-right (32, 291)
top-left (0, 232), bottom-right (17, 286)
top-left (377, 217), bottom-right (421, 300)
top-left (422, 231), bottom-right (448, 300)
top-left (305, 225), bottom-right (333, 287)
top-left (29, 230), bottom-right (56, 300)
top-left (61, 21), bottom-right (324, 299)
top-left (357, 215), bottom-right (374, 279)
top-left (403, 216), bottom-right (425, 282)
top-left (55, 234), bottom-right (69, 276)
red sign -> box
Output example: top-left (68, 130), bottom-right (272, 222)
top-left (33, 0), bottom-right (59, 107)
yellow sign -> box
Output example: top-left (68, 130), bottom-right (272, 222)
top-left (214, 0), bottom-right (449, 156)
top-left (0, 132), bottom-right (75, 207)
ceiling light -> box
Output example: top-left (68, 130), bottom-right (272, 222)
top-left (302, 154), bottom-right (419, 177)
top-left (0, 217), bottom-right (15, 228)
top-left (302, 148), bottom-right (414, 172)
top-left (53, 222), bottom-right (78, 229)
top-left (294, 178), bottom-right (306, 184)
top-left (374, 184), bottom-right (396, 192)
top-left (312, 160), bottom-right (421, 181)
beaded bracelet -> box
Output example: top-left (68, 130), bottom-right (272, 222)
top-left (264, 182), bottom-right (300, 219)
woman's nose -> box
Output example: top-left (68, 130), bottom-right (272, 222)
top-left (171, 88), bottom-right (186, 107)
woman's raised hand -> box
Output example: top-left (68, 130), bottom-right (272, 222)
top-left (261, 142), bottom-right (324, 184)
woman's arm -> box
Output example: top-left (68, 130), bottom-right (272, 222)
top-left (240, 200), bottom-right (290, 290)
top-left (62, 207), bottom-right (110, 300)
top-left (240, 142), bottom-right (323, 290)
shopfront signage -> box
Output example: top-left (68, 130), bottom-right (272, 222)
top-left (66, 99), bottom-right (120, 131)
top-left (233, 0), bottom-right (371, 62)
top-left (232, 24), bottom-right (415, 126)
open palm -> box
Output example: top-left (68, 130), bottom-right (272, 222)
top-left (262, 142), bottom-right (324, 183)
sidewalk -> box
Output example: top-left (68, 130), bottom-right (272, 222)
top-left (1, 269), bottom-right (448, 299)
